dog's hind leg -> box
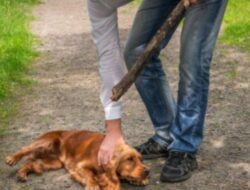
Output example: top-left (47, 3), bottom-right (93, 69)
top-left (6, 137), bottom-right (60, 166)
top-left (17, 157), bottom-right (63, 182)
top-left (17, 159), bottom-right (42, 182)
top-left (6, 142), bottom-right (40, 166)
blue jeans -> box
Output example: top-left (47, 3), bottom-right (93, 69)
top-left (124, 0), bottom-right (228, 153)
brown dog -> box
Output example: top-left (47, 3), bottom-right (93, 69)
top-left (5, 130), bottom-right (149, 190)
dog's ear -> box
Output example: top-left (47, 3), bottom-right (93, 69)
top-left (95, 173), bottom-right (108, 187)
top-left (99, 145), bottom-right (127, 184)
top-left (102, 164), bottom-right (119, 181)
top-left (109, 144), bottom-right (127, 169)
top-left (99, 163), bottom-right (120, 190)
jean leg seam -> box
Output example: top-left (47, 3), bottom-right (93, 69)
top-left (190, 42), bottom-right (204, 137)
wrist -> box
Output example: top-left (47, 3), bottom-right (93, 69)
top-left (105, 119), bottom-right (122, 133)
top-left (105, 119), bottom-right (124, 142)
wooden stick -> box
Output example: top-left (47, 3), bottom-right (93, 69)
top-left (111, 1), bottom-right (186, 101)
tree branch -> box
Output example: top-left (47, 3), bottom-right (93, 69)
top-left (111, 1), bottom-right (186, 101)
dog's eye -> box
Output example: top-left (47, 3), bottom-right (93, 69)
top-left (127, 156), bottom-right (134, 161)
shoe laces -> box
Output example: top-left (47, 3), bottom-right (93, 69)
top-left (169, 152), bottom-right (195, 169)
top-left (168, 152), bottom-right (186, 167)
top-left (139, 139), bottom-right (160, 154)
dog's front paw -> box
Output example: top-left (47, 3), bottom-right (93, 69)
top-left (86, 185), bottom-right (100, 190)
top-left (5, 155), bottom-right (18, 166)
top-left (17, 171), bottom-right (28, 182)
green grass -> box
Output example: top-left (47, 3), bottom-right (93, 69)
top-left (0, 0), bottom-right (39, 134)
top-left (132, 0), bottom-right (250, 51)
top-left (221, 0), bottom-right (250, 51)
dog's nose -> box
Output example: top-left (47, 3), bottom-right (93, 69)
top-left (143, 169), bottom-right (150, 177)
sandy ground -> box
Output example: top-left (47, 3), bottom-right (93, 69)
top-left (0, 0), bottom-right (250, 189)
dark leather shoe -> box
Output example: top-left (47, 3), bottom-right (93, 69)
top-left (160, 151), bottom-right (198, 182)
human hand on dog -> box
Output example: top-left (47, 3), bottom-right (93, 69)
top-left (182, 0), bottom-right (199, 8)
top-left (98, 119), bottom-right (125, 166)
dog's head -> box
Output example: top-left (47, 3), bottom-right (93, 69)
top-left (113, 144), bottom-right (149, 186)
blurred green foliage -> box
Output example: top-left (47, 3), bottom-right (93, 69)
top-left (0, 0), bottom-right (39, 133)
top-left (132, 0), bottom-right (250, 51)
top-left (221, 0), bottom-right (250, 50)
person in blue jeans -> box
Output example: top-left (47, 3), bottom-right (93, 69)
top-left (87, 0), bottom-right (228, 182)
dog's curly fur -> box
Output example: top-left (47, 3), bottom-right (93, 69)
top-left (5, 130), bottom-right (149, 190)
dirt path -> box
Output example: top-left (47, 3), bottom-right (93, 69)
top-left (1, 0), bottom-right (250, 189)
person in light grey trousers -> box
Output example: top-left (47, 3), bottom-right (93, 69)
top-left (87, 0), bottom-right (228, 182)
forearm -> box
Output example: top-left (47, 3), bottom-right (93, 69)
top-left (87, 0), bottom-right (129, 120)
top-left (99, 48), bottom-right (124, 120)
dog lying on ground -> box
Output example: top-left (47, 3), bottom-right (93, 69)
top-left (5, 130), bottom-right (149, 190)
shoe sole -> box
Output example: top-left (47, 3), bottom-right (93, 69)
top-left (160, 166), bottom-right (197, 183)
top-left (142, 153), bottom-right (168, 160)
top-left (160, 172), bottom-right (192, 183)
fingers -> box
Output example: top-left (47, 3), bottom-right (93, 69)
top-left (182, 0), bottom-right (199, 8)
top-left (98, 148), bottom-right (112, 167)
top-left (97, 130), bottom-right (124, 167)
top-left (190, 0), bottom-right (199, 5)
top-left (97, 149), bottom-right (102, 166)
top-left (183, 0), bottom-right (190, 8)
